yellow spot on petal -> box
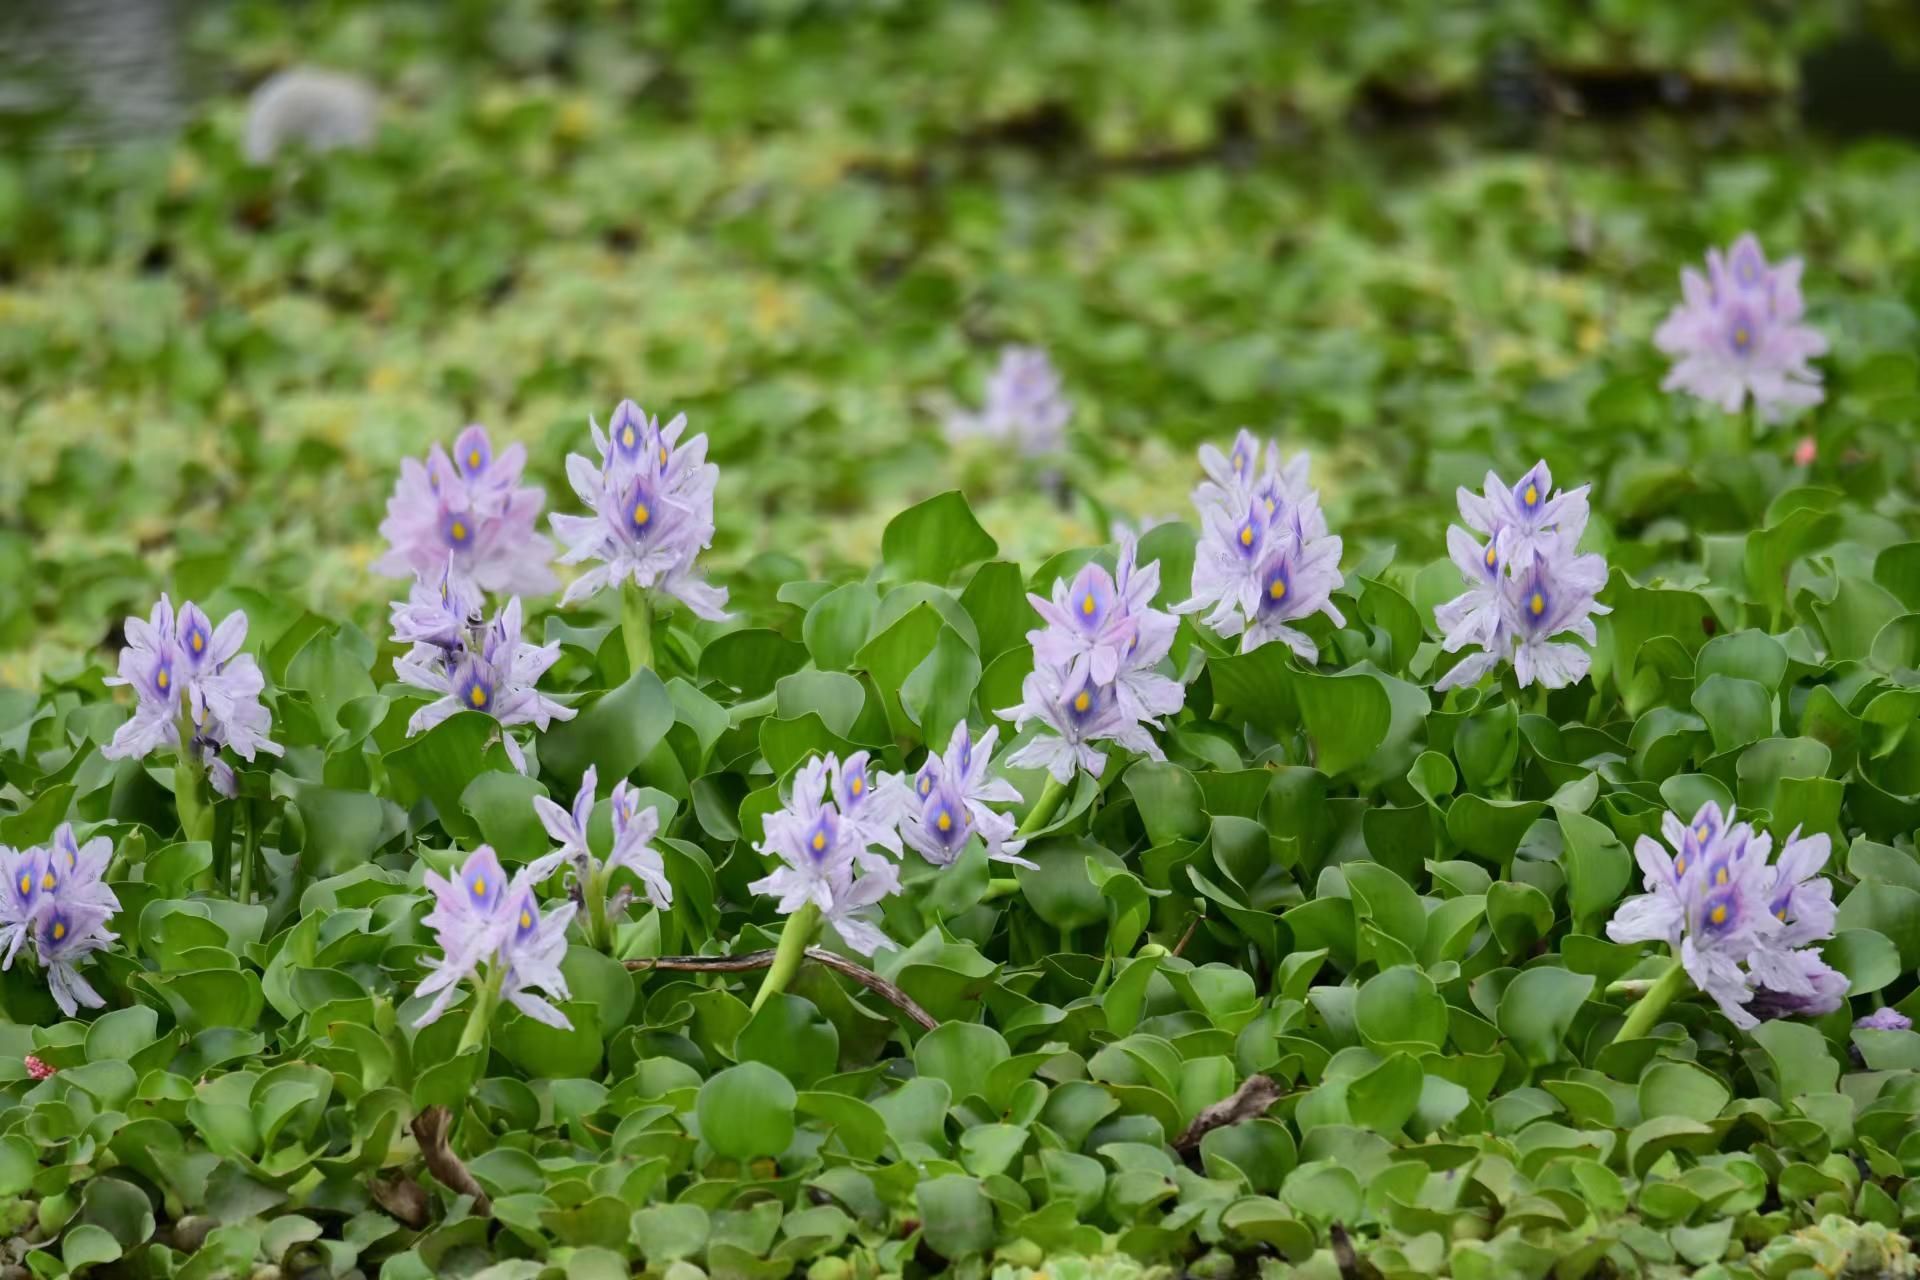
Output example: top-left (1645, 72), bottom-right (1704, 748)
top-left (633, 502), bottom-right (650, 527)
top-left (1775, 907), bottom-right (1787, 921)
top-left (1524, 484), bottom-right (1539, 506)
top-left (1238, 525), bottom-right (1253, 547)
top-left (472, 878), bottom-right (487, 898)
top-left (451, 520), bottom-right (468, 542)
top-left (1073, 691), bottom-right (1090, 712)
top-left (520, 910), bottom-right (532, 929)
top-left (1269, 579), bottom-right (1287, 600)
top-left (1734, 327), bottom-right (1750, 347)
top-left (40, 873), bottom-right (54, 891)
top-left (1081, 593), bottom-right (1096, 616)
top-left (936, 811), bottom-right (952, 832)
top-left (16, 875), bottom-right (27, 895)
top-left (191, 632), bottom-right (204, 652)
top-left (1484, 545), bottom-right (1497, 568)
top-left (1715, 867), bottom-right (1728, 885)
top-left (1710, 904), bottom-right (1727, 925)
top-left (1695, 823), bottom-right (1709, 842)
top-left (659, 445), bottom-right (669, 465)
top-left (51, 922), bottom-right (65, 941)
top-left (918, 776), bottom-right (931, 796)
top-left (851, 777), bottom-right (864, 795)
top-left (1529, 592), bottom-right (1544, 616)
top-left (811, 832), bottom-right (826, 851)
top-left (622, 426), bottom-right (636, 448)
top-left (468, 449), bottom-right (482, 469)
top-left (469, 685), bottom-right (488, 708)
top-left (157, 670), bottom-right (169, 690)
top-left (1675, 855), bottom-right (1687, 876)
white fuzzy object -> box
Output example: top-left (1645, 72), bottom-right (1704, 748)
top-left (243, 67), bottom-right (378, 164)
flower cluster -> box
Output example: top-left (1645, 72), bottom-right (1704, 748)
top-left (532, 765), bottom-right (674, 911)
top-left (944, 346), bottom-right (1072, 457)
top-left (102, 596), bottom-right (283, 795)
top-left (1654, 233), bottom-right (1827, 423)
top-left (1178, 429), bottom-right (1345, 661)
top-left (905, 725), bottom-right (1031, 869)
top-left (751, 754), bottom-right (908, 956)
top-left (414, 846), bottom-right (575, 1030)
top-left (0, 825), bottom-right (120, 1017)
top-left (392, 595), bottom-right (573, 773)
top-left (551, 400), bottom-right (729, 619)
top-left (1435, 461), bottom-right (1609, 693)
top-left (1002, 541), bottom-right (1182, 785)
top-left (1608, 803), bottom-right (1843, 1030)
top-left (375, 424), bottom-right (556, 598)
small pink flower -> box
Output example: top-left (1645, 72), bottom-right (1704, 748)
top-left (23, 1055), bottom-right (53, 1081)
top-left (1793, 437), bottom-right (1816, 467)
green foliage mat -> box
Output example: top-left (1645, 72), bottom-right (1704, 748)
top-left (6, 3), bottom-right (1920, 1280)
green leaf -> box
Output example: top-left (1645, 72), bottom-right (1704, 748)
top-left (914, 1174), bottom-right (996, 1259)
top-left (700, 629), bottom-right (808, 696)
top-left (1691, 674), bottom-right (1772, 754)
top-left (735, 994), bottom-right (839, 1090)
top-left (913, 1021), bottom-right (1010, 1105)
top-left (1496, 969), bottom-right (1594, 1068)
top-left (382, 711), bottom-right (513, 841)
top-left (1638, 1061), bottom-right (1730, 1124)
top-left (1354, 967), bottom-right (1448, 1054)
top-left (883, 492), bottom-right (998, 584)
top-left (1295, 668), bottom-right (1391, 777)
top-left (899, 625), bottom-right (981, 750)
top-left (803, 583), bottom-right (879, 671)
top-left (696, 1063), bottom-right (796, 1161)
top-left (1751, 1020), bottom-right (1838, 1100)
top-left (539, 668), bottom-right (675, 788)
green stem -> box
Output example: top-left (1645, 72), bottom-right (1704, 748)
top-left (237, 801), bottom-right (259, 904)
top-left (584, 865), bottom-right (614, 954)
top-left (982, 877), bottom-right (1022, 901)
top-left (1015, 774), bottom-right (1070, 839)
top-left (456, 963), bottom-right (507, 1055)
top-left (622, 580), bottom-right (654, 676)
top-left (1614, 956), bottom-right (1690, 1043)
top-left (727, 691), bottom-right (778, 726)
top-left (751, 902), bottom-right (820, 1013)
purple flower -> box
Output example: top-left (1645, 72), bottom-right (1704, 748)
top-left (999, 661), bottom-right (1165, 786)
top-left (832, 751), bottom-right (908, 859)
top-left (1179, 434), bottom-right (1344, 660)
top-left (1435, 465), bottom-right (1608, 693)
top-left (532, 765), bottom-right (673, 910)
top-left (102, 596), bottom-right (283, 784)
top-left (0, 825), bottom-right (121, 1018)
top-left (390, 558), bottom-right (484, 651)
top-left (414, 846), bottom-right (577, 1030)
top-left (550, 401), bottom-right (729, 619)
top-left (944, 346), bottom-right (1071, 457)
top-left (1654, 233), bottom-right (1827, 423)
top-left (1028, 539), bottom-right (1186, 720)
top-left (395, 597), bottom-right (574, 773)
top-left (900, 724), bottom-right (1029, 869)
top-left (375, 425), bottom-right (557, 597)
top-left (749, 756), bottom-right (902, 955)
top-left (1609, 804), bottom-right (1842, 1030)
top-left (1857, 1007), bottom-right (1912, 1032)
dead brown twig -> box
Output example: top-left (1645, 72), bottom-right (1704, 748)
top-left (626, 947), bottom-right (939, 1031)
top-left (1172, 1073), bottom-right (1282, 1153)
top-left (410, 1105), bottom-right (493, 1216)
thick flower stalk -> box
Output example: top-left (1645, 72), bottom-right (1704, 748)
top-left (1178, 432), bottom-right (1345, 661)
top-left (0, 824), bottom-right (121, 1017)
top-left (414, 846), bottom-right (576, 1048)
top-left (748, 754), bottom-right (907, 1010)
top-left (102, 597), bottom-right (283, 827)
top-left (1607, 804), bottom-right (1844, 1032)
top-left (902, 724), bottom-right (1031, 869)
top-left (944, 345), bottom-right (1071, 457)
top-left (393, 596), bottom-right (573, 773)
top-left (1654, 233), bottom-right (1827, 424)
top-left (550, 400), bottom-right (730, 634)
top-left (532, 765), bottom-right (673, 951)
top-left (374, 424), bottom-right (556, 597)
top-left (1435, 462), bottom-right (1609, 693)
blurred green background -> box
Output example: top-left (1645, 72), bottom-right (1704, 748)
top-left (5, 0), bottom-right (1920, 682)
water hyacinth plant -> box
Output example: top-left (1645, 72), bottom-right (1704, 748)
top-left (19, 11), bottom-right (1920, 1271)
top-left (1654, 232), bottom-right (1828, 424)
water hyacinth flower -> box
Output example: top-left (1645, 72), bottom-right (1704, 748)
top-left (1607, 804), bottom-right (1844, 1029)
top-left (1857, 1008), bottom-right (1912, 1032)
top-left (532, 765), bottom-right (673, 911)
top-left (1654, 233), bottom-right (1827, 423)
top-left (1027, 540), bottom-right (1185, 722)
top-left (901, 724), bottom-right (1030, 869)
top-left (414, 846), bottom-right (576, 1031)
top-left (1435, 462), bottom-right (1609, 693)
top-left (944, 346), bottom-right (1071, 457)
top-left (0, 824), bottom-right (121, 1017)
top-left (1000, 661), bottom-right (1166, 786)
top-left (550, 400), bottom-right (729, 619)
top-left (750, 757), bottom-right (903, 955)
top-left (394, 597), bottom-right (573, 773)
top-left (102, 595), bottom-right (283, 795)
top-left (375, 424), bottom-right (557, 598)
top-left (1179, 433), bottom-right (1345, 660)
top-left (390, 558), bottom-right (484, 651)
